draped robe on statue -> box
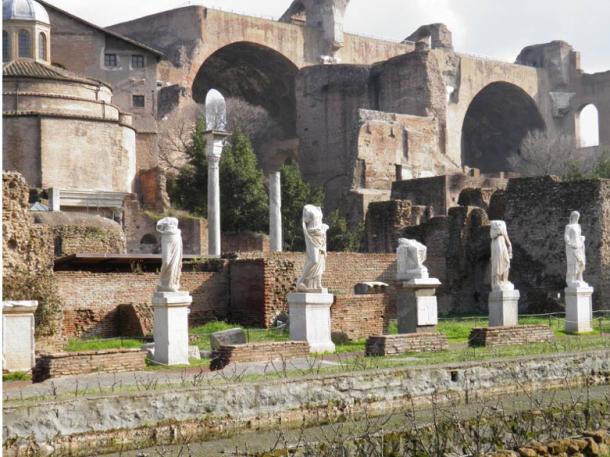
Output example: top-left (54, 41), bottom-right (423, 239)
top-left (157, 218), bottom-right (183, 292)
top-left (490, 221), bottom-right (513, 291)
top-left (565, 215), bottom-right (586, 287)
top-left (297, 205), bottom-right (329, 292)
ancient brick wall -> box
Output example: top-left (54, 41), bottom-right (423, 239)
top-left (33, 349), bottom-right (147, 382)
top-left (212, 341), bottom-right (309, 367)
top-left (468, 325), bottom-right (554, 347)
top-left (2, 172), bottom-right (63, 350)
top-left (230, 252), bottom-right (397, 327)
top-left (222, 233), bottom-right (270, 254)
top-left (331, 294), bottom-right (391, 341)
top-left (33, 212), bottom-right (126, 257)
top-left (55, 270), bottom-right (229, 338)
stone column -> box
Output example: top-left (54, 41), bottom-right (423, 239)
top-left (48, 188), bottom-right (60, 211)
top-left (269, 171), bottom-right (282, 252)
top-left (205, 130), bottom-right (230, 258)
top-left (2, 301), bottom-right (38, 372)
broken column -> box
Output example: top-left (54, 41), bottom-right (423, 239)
top-left (395, 238), bottom-right (440, 333)
top-left (288, 205), bottom-right (335, 353)
top-left (564, 211), bottom-right (593, 333)
top-left (366, 238), bottom-right (448, 356)
top-left (205, 130), bottom-right (230, 258)
top-left (152, 217), bottom-right (192, 365)
top-left (269, 171), bottom-right (283, 252)
top-left (2, 301), bottom-right (38, 372)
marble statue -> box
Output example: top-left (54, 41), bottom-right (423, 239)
top-left (296, 205), bottom-right (329, 292)
top-left (396, 238), bottom-right (429, 280)
top-left (490, 220), bottom-right (513, 291)
top-left (565, 211), bottom-right (588, 287)
top-left (156, 217), bottom-right (183, 292)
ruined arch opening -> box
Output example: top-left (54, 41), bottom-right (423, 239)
top-left (192, 42), bottom-right (298, 140)
top-left (576, 104), bottom-right (599, 147)
top-left (461, 82), bottom-right (545, 173)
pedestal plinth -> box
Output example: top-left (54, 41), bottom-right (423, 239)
top-left (396, 278), bottom-right (441, 334)
top-left (2, 301), bottom-right (38, 372)
top-left (152, 291), bottom-right (192, 365)
top-left (565, 286), bottom-right (593, 333)
top-left (488, 289), bottom-right (520, 327)
top-left (288, 292), bottom-right (335, 353)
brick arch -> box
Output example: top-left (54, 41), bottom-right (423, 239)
top-left (192, 41), bottom-right (299, 137)
top-left (461, 81), bottom-right (546, 173)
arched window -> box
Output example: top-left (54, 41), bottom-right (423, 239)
top-left (2, 31), bottom-right (10, 62)
top-left (18, 29), bottom-right (31, 58)
top-left (577, 104), bottom-right (600, 148)
top-left (38, 32), bottom-right (47, 60)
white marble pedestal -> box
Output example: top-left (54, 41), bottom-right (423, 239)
top-left (488, 289), bottom-right (520, 327)
top-left (288, 291), bottom-right (335, 353)
top-left (2, 301), bottom-right (38, 372)
top-left (396, 278), bottom-right (441, 334)
top-left (152, 291), bottom-right (192, 365)
top-left (565, 286), bottom-right (593, 333)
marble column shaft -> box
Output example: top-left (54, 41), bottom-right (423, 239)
top-left (207, 153), bottom-right (221, 257)
top-left (269, 171), bottom-right (282, 252)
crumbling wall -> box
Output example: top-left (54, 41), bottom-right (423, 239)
top-left (33, 212), bottom-right (126, 257)
top-left (2, 172), bottom-right (63, 350)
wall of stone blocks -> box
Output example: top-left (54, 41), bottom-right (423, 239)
top-left (212, 341), bottom-right (309, 367)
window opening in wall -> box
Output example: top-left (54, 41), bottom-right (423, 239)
top-left (104, 53), bottom-right (118, 67)
top-left (577, 104), bottom-right (600, 147)
top-left (131, 54), bottom-right (144, 68)
top-left (18, 29), bottom-right (31, 58)
top-left (38, 32), bottom-right (47, 60)
top-left (132, 95), bottom-right (145, 108)
top-left (3, 31), bottom-right (10, 61)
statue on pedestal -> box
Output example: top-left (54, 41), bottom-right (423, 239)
top-left (396, 238), bottom-right (429, 280)
top-left (296, 205), bottom-right (329, 292)
top-left (565, 211), bottom-right (588, 288)
top-left (490, 220), bottom-right (513, 291)
top-left (156, 217), bottom-right (183, 292)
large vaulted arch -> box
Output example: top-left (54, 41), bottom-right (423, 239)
top-left (462, 82), bottom-right (545, 173)
top-left (192, 42), bottom-right (299, 137)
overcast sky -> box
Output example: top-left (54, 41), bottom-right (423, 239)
top-left (46, 0), bottom-right (609, 73)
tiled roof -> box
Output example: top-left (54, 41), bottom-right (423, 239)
top-left (3, 60), bottom-right (110, 88)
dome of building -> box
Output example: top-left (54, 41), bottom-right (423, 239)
top-left (3, 0), bottom-right (50, 25)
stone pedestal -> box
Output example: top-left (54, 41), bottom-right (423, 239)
top-left (152, 291), bottom-right (192, 365)
top-left (288, 292), bottom-right (335, 353)
top-left (396, 278), bottom-right (441, 334)
top-left (488, 289), bottom-right (520, 327)
top-left (2, 301), bottom-right (38, 372)
top-left (565, 286), bottom-right (593, 333)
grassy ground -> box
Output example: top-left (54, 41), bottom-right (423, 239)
top-left (65, 338), bottom-right (144, 352)
top-left (3, 371), bottom-right (32, 382)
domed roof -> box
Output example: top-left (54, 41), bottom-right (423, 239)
top-left (3, 0), bottom-right (50, 24)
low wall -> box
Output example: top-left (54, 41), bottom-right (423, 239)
top-left (33, 348), bottom-right (147, 382)
top-left (469, 325), bottom-right (555, 347)
top-left (55, 270), bottom-right (229, 338)
top-left (331, 294), bottom-right (391, 341)
top-left (212, 341), bottom-right (309, 368)
top-left (5, 350), bottom-right (609, 456)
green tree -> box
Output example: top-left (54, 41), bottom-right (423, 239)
top-left (591, 150), bottom-right (610, 179)
top-left (170, 123), bottom-right (268, 233)
top-left (219, 129), bottom-right (268, 233)
top-left (169, 117), bottom-right (208, 216)
top-left (326, 210), bottom-right (365, 252)
top-left (280, 163), bottom-right (323, 251)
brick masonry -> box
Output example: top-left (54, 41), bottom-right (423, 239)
top-left (230, 252), bottom-right (398, 328)
top-left (331, 294), bottom-right (391, 341)
top-left (33, 348), bottom-right (148, 382)
top-left (468, 324), bottom-right (555, 347)
top-left (55, 270), bottom-right (229, 338)
top-left (365, 332), bottom-right (449, 356)
top-left (211, 341), bottom-right (310, 369)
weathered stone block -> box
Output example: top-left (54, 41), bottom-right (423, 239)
top-left (365, 332), bottom-right (448, 356)
top-left (209, 328), bottom-right (247, 351)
